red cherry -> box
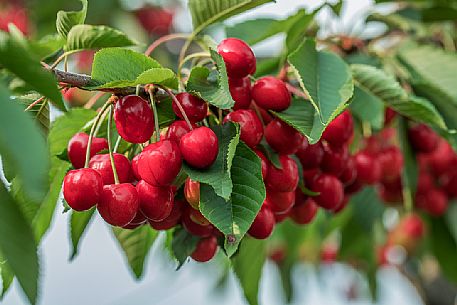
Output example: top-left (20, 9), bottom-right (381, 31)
top-left (89, 153), bottom-right (132, 185)
top-left (253, 106), bottom-right (273, 124)
top-left (424, 140), bottom-right (455, 177)
top-left (184, 178), bottom-right (200, 209)
top-left (67, 132), bottom-right (108, 169)
top-left (332, 195), bottom-right (350, 213)
top-left (229, 77), bottom-right (252, 110)
top-left (416, 188), bottom-right (448, 216)
top-left (265, 190), bottom-right (295, 214)
top-left (311, 174), bottom-right (344, 210)
top-left (274, 211), bottom-right (290, 223)
top-left (302, 168), bottom-right (320, 187)
top-left (136, 180), bottom-right (174, 221)
top-left (63, 168), bottom-right (103, 211)
top-left (389, 214), bottom-right (425, 251)
top-left (217, 38), bottom-right (256, 78)
top-left (379, 146), bottom-right (404, 182)
top-left (251, 76), bottom-right (291, 111)
top-left (223, 109), bottom-right (263, 148)
top-left (131, 155), bottom-right (141, 180)
top-left (321, 244), bottom-right (338, 263)
top-left (290, 191), bottom-right (318, 225)
top-left (98, 183), bottom-right (139, 227)
top-left (248, 205), bottom-right (275, 239)
top-left (149, 200), bottom-right (184, 230)
top-left (123, 212), bottom-right (147, 229)
top-left (354, 151), bottom-right (382, 185)
top-left (441, 171), bottom-right (457, 198)
top-left (266, 155), bottom-right (299, 192)
top-left (180, 126), bottom-right (219, 169)
top-left (345, 179), bottom-right (364, 195)
top-left (138, 139), bottom-right (182, 186)
top-left (340, 156), bottom-right (357, 186)
top-left (379, 179), bottom-right (403, 205)
top-left (296, 141), bottom-right (324, 170)
top-left (320, 144), bottom-right (349, 177)
top-left (165, 120), bottom-right (195, 144)
top-left (408, 124), bottom-right (439, 153)
top-left (173, 93), bottom-right (208, 123)
top-left (191, 236), bottom-right (218, 262)
top-left (265, 118), bottom-right (302, 155)
top-left (384, 107), bottom-right (397, 125)
top-left (135, 6), bottom-right (173, 35)
top-left (182, 207), bottom-right (213, 237)
top-left (253, 149), bottom-right (269, 180)
top-left (322, 110), bottom-right (353, 148)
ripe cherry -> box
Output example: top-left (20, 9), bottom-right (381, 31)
top-left (265, 190), bottom-right (295, 214)
top-left (379, 146), bottom-right (404, 182)
top-left (302, 168), bottom-right (320, 187)
top-left (296, 141), bottom-right (324, 170)
top-left (173, 93), bottom-right (208, 123)
top-left (253, 149), bottom-right (269, 180)
top-left (217, 38), bottom-right (256, 78)
top-left (184, 178), bottom-right (200, 209)
top-left (388, 213), bottom-right (425, 253)
top-left (63, 168), bottom-right (103, 211)
top-left (340, 156), bottom-right (357, 186)
top-left (223, 109), bottom-right (263, 148)
top-left (182, 207), bottom-right (213, 237)
top-left (322, 110), bottom-right (353, 147)
top-left (408, 124), bottom-right (439, 153)
top-left (266, 155), bottom-right (299, 192)
top-left (180, 127), bottom-right (218, 169)
top-left (251, 76), bottom-right (291, 111)
top-left (265, 118), bottom-right (302, 155)
top-left (423, 139), bottom-right (455, 177)
top-left (230, 77), bottom-right (252, 110)
top-left (311, 173), bottom-right (344, 210)
top-left (290, 192), bottom-right (318, 225)
top-left (248, 205), bottom-right (275, 239)
top-left (67, 132), bottom-right (108, 169)
top-left (114, 95), bottom-right (155, 143)
top-left (191, 236), bottom-right (218, 262)
top-left (123, 212), bottom-right (147, 230)
top-left (384, 107), bottom-right (397, 125)
top-left (131, 155), bottom-right (141, 180)
top-left (136, 180), bottom-right (174, 221)
top-left (98, 183), bottom-right (139, 227)
top-left (135, 6), bottom-right (173, 36)
top-left (138, 139), bottom-right (182, 186)
top-left (354, 151), bottom-right (381, 185)
top-left (320, 144), bottom-right (349, 177)
top-left (149, 200), bottom-right (184, 230)
top-left (165, 120), bottom-right (195, 144)
top-left (332, 195), bottom-right (350, 213)
top-left (89, 153), bottom-right (132, 185)
top-left (416, 188), bottom-right (448, 216)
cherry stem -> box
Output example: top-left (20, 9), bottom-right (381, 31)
top-left (113, 135), bottom-right (121, 153)
top-left (177, 52), bottom-right (211, 78)
top-left (84, 92), bottom-right (106, 109)
top-left (147, 87), bottom-right (161, 142)
top-left (107, 105), bottom-right (120, 185)
top-left (285, 83), bottom-right (309, 100)
top-left (84, 101), bottom-right (112, 168)
top-left (49, 50), bottom-right (77, 70)
top-left (24, 96), bottom-right (45, 111)
top-left (144, 33), bottom-right (190, 56)
top-left (161, 87), bottom-right (193, 130)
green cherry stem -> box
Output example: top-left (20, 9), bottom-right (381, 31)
top-left (147, 87), bottom-right (160, 142)
top-left (113, 135), bottom-right (122, 153)
top-left (84, 101), bottom-right (112, 168)
top-left (107, 104), bottom-right (120, 185)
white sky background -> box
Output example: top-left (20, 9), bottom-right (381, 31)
top-left (2, 1), bottom-right (423, 305)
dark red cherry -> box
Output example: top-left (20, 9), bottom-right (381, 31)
top-left (332, 195), bottom-right (350, 213)
top-left (98, 183), bottom-right (139, 227)
top-left (217, 38), bottom-right (256, 78)
top-left (114, 95), bottom-right (154, 143)
top-left (173, 93), bottom-right (208, 123)
top-left (265, 190), bottom-right (295, 214)
top-left (165, 120), bottom-right (195, 144)
top-left (322, 110), bottom-right (353, 148)
top-left (265, 118), bottom-right (302, 155)
top-left (441, 171), bottom-right (457, 198)
top-left (89, 153), bottom-right (132, 185)
top-left (180, 126), bottom-right (218, 169)
top-left (184, 178), bottom-right (200, 210)
top-left (63, 168), bottom-right (103, 211)
top-left (131, 154), bottom-right (141, 180)
top-left (251, 76), bottom-right (291, 111)
top-left (191, 236), bottom-right (218, 262)
top-left (296, 141), bottom-right (324, 170)
top-left (223, 109), bottom-right (263, 148)
top-left (123, 212), bottom-right (147, 229)
top-left (138, 139), bottom-right (182, 186)
top-left (379, 146), bottom-right (403, 182)
top-left (340, 156), bottom-right (357, 186)
top-left (384, 107), bottom-right (397, 125)
top-left (136, 180), bottom-right (174, 221)
top-left (248, 205), bottom-right (275, 239)
top-left (230, 77), bottom-right (252, 110)
top-left (311, 174), bottom-right (344, 210)
top-left (422, 139), bottom-right (455, 177)
top-left (354, 151), bottom-right (381, 185)
top-left (149, 200), bottom-right (184, 230)
top-left (182, 207), bottom-right (213, 237)
top-left (320, 144), bottom-right (349, 177)
top-left (302, 168), bottom-right (320, 187)
top-left (67, 132), bottom-right (108, 169)
top-left (417, 188), bottom-right (448, 216)
top-left (266, 155), bottom-right (299, 192)
top-left (290, 191), bottom-right (318, 225)
top-left (253, 149), bottom-right (269, 180)
top-left (408, 124), bottom-right (439, 153)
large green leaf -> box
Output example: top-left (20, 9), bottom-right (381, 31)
top-left (186, 49), bottom-right (235, 110)
top-left (18, 96), bottom-right (50, 134)
top-left (430, 217), bottom-right (457, 283)
top-left (288, 38), bottom-right (353, 125)
top-left (65, 24), bottom-right (136, 52)
top-left (0, 252), bottom-right (14, 299)
top-left (69, 208), bottom-right (95, 260)
top-left (232, 237), bottom-right (266, 305)
top-left (171, 227), bottom-right (199, 269)
top-left (350, 86), bottom-right (384, 130)
top-left (397, 117), bottom-right (418, 207)
top-left (0, 184), bottom-right (39, 305)
top-left (183, 122), bottom-right (240, 200)
top-left (56, 0), bottom-right (88, 38)
top-left (188, 0), bottom-right (274, 34)
top-left (199, 142), bottom-right (266, 256)
top-left (112, 225), bottom-right (159, 279)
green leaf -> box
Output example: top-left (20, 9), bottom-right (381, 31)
top-left (65, 24), bottom-right (136, 52)
top-left (430, 217), bottom-right (457, 283)
top-left (0, 184), bottom-right (39, 304)
top-left (350, 86), bottom-right (384, 130)
top-left (171, 227), bottom-right (199, 269)
top-left (186, 49), bottom-right (235, 109)
top-left (56, 0), bottom-right (88, 38)
top-left (28, 34), bottom-right (66, 59)
top-left (0, 253), bottom-right (14, 299)
top-left (232, 237), bottom-right (266, 305)
top-left (188, 0), bottom-right (274, 34)
top-left (288, 38), bottom-right (354, 125)
top-left (200, 142), bottom-right (266, 256)
top-left (69, 208), bottom-right (95, 260)
top-left (112, 225), bottom-right (158, 279)
top-left (397, 117), bottom-right (418, 203)
top-left (18, 95), bottom-right (50, 133)
top-left (183, 122), bottom-right (240, 200)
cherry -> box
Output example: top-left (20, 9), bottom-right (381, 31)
top-left (340, 156), bottom-right (357, 186)
top-left (131, 155), bottom-right (141, 181)
top-left (149, 200), bottom-right (184, 230)
top-left (114, 95), bottom-right (155, 143)
top-left (136, 180), bottom-right (174, 221)
top-left (269, 246), bottom-right (286, 263)
top-left (67, 132), bottom-right (108, 169)
top-left (265, 118), bottom-right (302, 155)
top-left (388, 213), bottom-right (424, 253)
top-left (63, 168), bottom-right (103, 211)
top-left (265, 190), bottom-right (295, 214)
top-left (253, 149), bottom-right (269, 180)
top-left (138, 139), bottom-right (182, 186)
top-left (229, 77), bottom-right (252, 110)
top-left (165, 120), bottom-right (195, 144)
top-left (345, 179), bottom-right (363, 195)
top-left (378, 146), bottom-right (403, 182)
top-left (354, 151), bottom-right (381, 185)
top-left (135, 6), bottom-right (173, 36)
top-left (322, 110), bottom-right (353, 147)
top-left (423, 139), bottom-right (455, 176)
top-left (379, 180), bottom-right (403, 205)
top-left (251, 76), bottom-right (291, 111)
top-left (441, 171), bottom-right (457, 198)
top-left (320, 243), bottom-right (338, 263)
top-left (223, 109), bottom-right (263, 148)
top-left (173, 93), bottom-right (208, 123)
top-left (254, 106), bottom-right (273, 124)
top-left (384, 107), bottom-right (397, 125)
top-left (266, 155), bottom-right (299, 192)
top-left (248, 205), bottom-right (275, 239)
top-left (332, 195), bottom-right (350, 213)
top-left (182, 207), bottom-right (213, 237)
top-left (98, 183), bottom-right (139, 227)
top-left (417, 170), bottom-right (434, 193)
top-left (320, 144), bottom-right (349, 177)
top-left (311, 173), bottom-right (344, 210)
top-left (302, 168), bottom-right (320, 187)
top-left (296, 141), bottom-right (324, 170)
top-left (191, 236), bottom-right (218, 262)
top-left (290, 191), bottom-right (318, 225)
top-left (89, 153), bottom-right (132, 185)
top-left (123, 212), bottom-right (147, 230)
top-left (180, 126), bottom-right (219, 169)
top-left (416, 188), bottom-right (448, 216)
top-left (408, 124), bottom-right (439, 153)
top-left (274, 212), bottom-right (290, 223)
top-left (184, 178), bottom-right (200, 209)
top-left (217, 38), bottom-right (256, 78)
